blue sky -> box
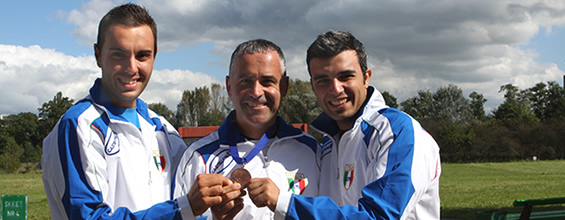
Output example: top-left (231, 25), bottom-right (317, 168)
top-left (1, 0), bottom-right (565, 115)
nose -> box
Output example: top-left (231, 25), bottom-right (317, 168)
top-left (123, 56), bottom-right (138, 75)
top-left (330, 78), bottom-right (344, 95)
top-left (250, 80), bottom-right (265, 99)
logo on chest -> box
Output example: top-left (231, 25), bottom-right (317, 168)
top-left (152, 150), bottom-right (166, 174)
top-left (105, 131), bottom-right (120, 155)
top-left (287, 171), bottom-right (308, 195)
top-left (344, 163), bottom-right (355, 190)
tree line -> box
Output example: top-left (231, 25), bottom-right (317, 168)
top-left (1, 79), bottom-right (564, 172)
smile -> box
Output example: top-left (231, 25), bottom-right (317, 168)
top-left (330, 98), bottom-right (348, 106)
top-left (249, 103), bottom-right (265, 107)
top-left (119, 78), bottom-right (138, 85)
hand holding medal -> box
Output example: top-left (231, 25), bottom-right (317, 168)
top-left (229, 133), bottom-right (269, 189)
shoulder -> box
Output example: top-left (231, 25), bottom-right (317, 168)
top-left (276, 121), bottom-right (318, 153)
top-left (184, 130), bottom-right (222, 163)
top-left (57, 99), bottom-right (104, 131)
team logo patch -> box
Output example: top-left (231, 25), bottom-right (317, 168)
top-left (344, 163), bottom-right (355, 190)
top-left (105, 131), bottom-right (120, 155)
top-left (287, 172), bottom-right (308, 195)
top-left (152, 150), bottom-right (166, 173)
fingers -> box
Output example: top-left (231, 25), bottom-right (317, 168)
top-left (247, 178), bottom-right (279, 211)
top-left (212, 196), bottom-right (244, 220)
top-left (212, 185), bottom-right (245, 220)
top-left (188, 174), bottom-right (232, 216)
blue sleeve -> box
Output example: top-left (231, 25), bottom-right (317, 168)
top-left (287, 195), bottom-right (376, 220)
top-left (287, 111), bottom-right (419, 220)
top-left (56, 117), bottom-right (182, 220)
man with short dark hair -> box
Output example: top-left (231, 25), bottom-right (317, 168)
top-left (174, 39), bottom-right (319, 220)
top-left (250, 30), bottom-right (442, 219)
top-left (42, 4), bottom-right (217, 219)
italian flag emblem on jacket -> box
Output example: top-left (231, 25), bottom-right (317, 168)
top-left (344, 163), bottom-right (355, 190)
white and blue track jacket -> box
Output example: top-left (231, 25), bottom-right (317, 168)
top-left (174, 112), bottom-right (320, 220)
top-left (42, 79), bottom-right (187, 219)
top-left (277, 86), bottom-right (441, 220)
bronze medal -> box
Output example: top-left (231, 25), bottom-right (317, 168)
top-left (230, 167), bottom-right (252, 188)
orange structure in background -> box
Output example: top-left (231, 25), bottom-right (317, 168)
top-left (178, 123), bottom-right (308, 146)
top-left (178, 123), bottom-right (308, 138)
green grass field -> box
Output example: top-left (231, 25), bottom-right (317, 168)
top-left (1, 160), bottom-right (564, 219)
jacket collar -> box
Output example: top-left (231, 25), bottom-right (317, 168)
top-left (86, 78), bottom-right (152, 125)
top-left (311, 86), bottom-right (387, 136)
top-left (218, 111), bottom-right (300, 146)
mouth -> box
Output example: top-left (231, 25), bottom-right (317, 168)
top-left (330, 98), bottom-right (348, 106)
top-left (248, 102), bottom-right (266, 108)
top-left (118, 78), bottom-right (140, 89)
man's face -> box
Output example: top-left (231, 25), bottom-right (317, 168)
top-left (95, 24), bottom-right (156, 108)
top-left (227, 50), bottom-right (288, 138)
top-left (309, 50), bottom-right (371, 130)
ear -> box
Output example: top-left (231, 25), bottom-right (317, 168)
top-left (94, 44), bottom-right (102, 68)
top-left (364, 68), bottom-right (372, 88)
top-left (226, 75), bottom-right (232, 97)
top-left (310, 78), bottom-right (315, 92)
top-left (281, 75), bottom-right (289, 98)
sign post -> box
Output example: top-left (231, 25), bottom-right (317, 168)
top-left (1, 195), bottom-right (27, 220)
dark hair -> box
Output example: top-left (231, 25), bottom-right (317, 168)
top-left (306, 30), bottom-right (367, 76)
top-left (96, 3), bottom-right (157, 53)
top-left (229, 39), bottom-right (286, 77)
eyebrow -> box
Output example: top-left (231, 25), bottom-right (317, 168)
top-left (108, 47), bottom-right (153, 54)
top-left (312, 69), bottom-right (356, 81)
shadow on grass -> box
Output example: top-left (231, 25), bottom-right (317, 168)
top-left (442, 205), bottom-right (565, 220)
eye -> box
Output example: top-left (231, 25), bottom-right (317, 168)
top-left (137, 52), bottom-right (152, 61)
top-left (339, 73), bottom-right (354, 81)
top-left (261, 79), bottom-right (277, 86)
top-left (111, 52), bottom-right (127, 59)
top-left (315, 78), bottom-right (329, 86)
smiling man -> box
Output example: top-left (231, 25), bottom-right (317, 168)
top-left (174, 39), bottom-right (319, 220)
top-left (249, 30), bottom-right (442, 220)
top-left (41, 4), bottom-right (191, 219)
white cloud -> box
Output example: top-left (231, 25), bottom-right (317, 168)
top-left (141, 68), bottom-right (221, 110)
top-left (0, 44), bottom-right (98, 115)
top-left (0, 44), bottom-right (220, 115)
top-left (6, 0), bottom-right (565, 116)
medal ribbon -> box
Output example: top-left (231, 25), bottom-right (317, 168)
top-left (229, 133), bottom-right (269, 165)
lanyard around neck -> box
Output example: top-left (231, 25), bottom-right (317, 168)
top-left (229, 133), bottom-right (269, 165)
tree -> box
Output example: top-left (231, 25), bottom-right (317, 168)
top-left (469, 91), bottom-right (487, 121)
top-left (279, 79), bottom-right (321, 124)
top-left (522, 81), bottom-right (565, 121)
top-left (400, 90), bottom-right (434, 121)
top-left (381, 91), bottom-right (398, 108)
top-left (493, 84), bottom-right (539, 127)
top-left (2, 112), bottom-right (41, 163)
top-left (176, 86), bottom-right (211, 127)
top-left (432, 84), bottom-right (472, 123)
top-left (0, 132), bottom-right (23, 173)
top-left (38, 91), bottom-right (74, 141)
top-left (148, 103), bottom-right (175, 124)
top-left (199, 83), bottom-right (229, 126)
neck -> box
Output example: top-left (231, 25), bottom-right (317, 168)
top-left (235, 120), bottom-right (276, 140)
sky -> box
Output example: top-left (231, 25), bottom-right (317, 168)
top-left (1, 0), bottom-right (565, 116)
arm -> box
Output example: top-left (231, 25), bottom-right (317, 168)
top-left (279, 115), bottom-right (441, 219)
top-left (173, 141), bottom-right (244, 220)
top-left (42, 116), bottom-right (182, 220)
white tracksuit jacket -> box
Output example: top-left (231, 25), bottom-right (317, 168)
top-left (42, 79), bottom-right (187, 219)
top-left (276, 86), bottom-right (441, 220)
top-left (174, 112), bottom-right (320, 220)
